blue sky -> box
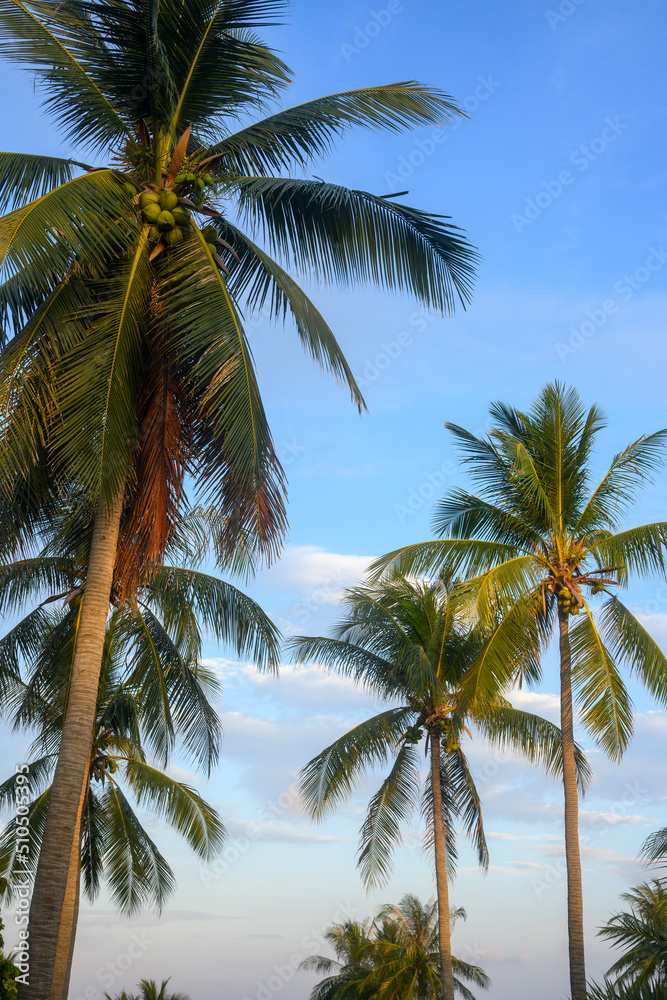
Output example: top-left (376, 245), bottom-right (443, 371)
top-left (2, 1), bottom-right (667, 999)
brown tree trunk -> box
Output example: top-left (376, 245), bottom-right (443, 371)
top-left (51, 767), bottom-right (89, 1000)
top-left (22, 491), bottom-right (124, 1000)
top-left (559, 612), bottom-right (587, 999)
top-left (429, 733), bottom-right (455, 1000)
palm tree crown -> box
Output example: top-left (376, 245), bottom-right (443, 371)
top-left (299, 894), bottom-right (490, 1000)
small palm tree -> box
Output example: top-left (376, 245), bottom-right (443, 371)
top-left (598, 882), bottom-right (667, 989)
top-left (300, 894), bottom-right (489, 1000)
top-left (104, 980), bottom-right (189, 1000)
top-left (0, 3), bottom-right (478, 990)
top-left (372, 383), bottom-right (667, 998)
top-left (290, 578), bottom-right (589, 1000)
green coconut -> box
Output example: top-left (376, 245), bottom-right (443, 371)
top-left (139, 191), bottom-right (159, 209)
top-left (142, 203), bottom-right (162, 224)
top-left (201, 225), bottom-right (218, 243)
top-left (166, 227), bottom-right (184, 245)
top-left (185, 172), bottom-right (196, 182)
top-left (203, 173), bottom-right (214, 185)
top-left (122, 181), bottom-right (138, 196)
top-left (172, 207), bottom-right (191, 228)
top-left (173, 173), bottom-right (187, 184)
top-left (159, 190), bottom-right (179, 211)
top-left (148, 225), bottom-right (161, 242)
top-left (196, 176), bottom-right (206, 190)
top-left (157, 210), bottom-right (176, 231)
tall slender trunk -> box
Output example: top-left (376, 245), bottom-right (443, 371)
top-left (51, 767), bottom-right (89, 1000)
top-left (429, 733), bottom-right (455, 1000)
top-left (559, 612), bottom-right (587, 999)
top-left (23, 491), bottom-right (124, 1000)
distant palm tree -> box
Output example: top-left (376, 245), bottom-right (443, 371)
top-left (300, 894), bottom-right (489, 1000)
top-left (372, 383), bottom-right (667, 998)
top-left (104, 980), bottom-right (189, 1000)
top-left (598, 881), bottom-right (667, 989)
top-left (586, 980), bottom-right (667, 1000)
top-left (0, 2), bottom-right (478, 992)
top-left (291, 577), bottom-right (589, 1000)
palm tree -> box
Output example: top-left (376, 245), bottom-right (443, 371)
top-left (0, 538), bottom-right (279, 999)
top-left (0, 913), bottom-right (18, 1000)
top-left (0, 4), bottom-right (477, 988)
top-left (371, 382), bottom-right (667, 999)
top-left (300, 895), bottom-right (489, 1000)
top-left (104, 980), bottom-right (189, 1000)
top-left (290, 577), bottom-right (590, 1000)
top-left (598, 882), bottom-right (667, 989)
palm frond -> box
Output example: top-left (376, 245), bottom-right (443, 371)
top-left (358, 743), bottom-right (421, 889)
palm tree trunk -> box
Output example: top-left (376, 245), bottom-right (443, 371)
top-left (51, 769), bottom-right (89, 1000)
top-left (23, 491), bottom-right (124, 1000)
top-left (429, 733), bottom-right (455, 1000)
top-left (559, 611), bottom-right (587, 999)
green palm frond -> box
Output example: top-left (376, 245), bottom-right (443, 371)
top-left (598, 881), bottom-right (667, 989)
top-left (569, 609), bottom-right (634, 760)
top-left (150, 565), bottom-right (280, 670)
top-left (575, 431), bottom-right (667, 533)
top-left (475, 705), bottom-right (592, 793)
top-left (299, 708), bottom-right (414, 820)
top-left (206, 83), bottom-right (463, 173)
top-left (0, 152), bottom-right (79, 212)
top-left (99, 780), bottom-right (176, 915)
top-left (598, 597), bottom-right (667, 708)
top-left (212, 220), bottom-right (365, 410)
top-left (288, 635), bottom-right (399, 697)
top-left (232, 177), bottom-right (478, 313)
top-left (587, 523), bottom-right (667, 585)
top-left (370, 539), bottom-right (525, 583)
top-left (0, 170), bottom-right (137, 290)
top-left (433, 490), bottom-right (541, 549)
top-left (0, 0), bottom-right (131, 149)
top-left (51, 229), bottom-right (151, 504)
top-left (358, 743), bottom-right (421, 889)
top-left (155, 232), bottom-right (287, 560)
top-left (123, 759), bottom-right (225, 861)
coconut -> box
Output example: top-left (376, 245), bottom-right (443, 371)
top-left (157, 210), bottom-right (176, 231)
top-left (148, 225), bottom-right (160, 242)
top-left (201, 225), bottom-right (218, 243)
top-left (122, 181), bottom-right (138, 196)
top-left (172, 207), bottom-right (191, 228)
top-left (142, 203), bottom-right (162, 224)
top-left (203, 173), bottom-right (214, 185)
top-left (196, 177), bottom-right (206, 190)
top-left (174, 173), bottom-right (187, 184)
top-left (166, 227), bottom-right (184, 245)
top-left (185, 172), bottom-right (196, 182)
top-left (159, 190), bottom-right (179, 212)
top-left (139, 191), bottom-right (159, 209)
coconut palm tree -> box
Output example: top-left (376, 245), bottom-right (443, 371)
top-left (290, 577), bottom-right (590, 1000)
top-left (0, 535), bottom-right (279, 999)
top-left (0, 4), bottom-right (477, 989)
top-left (371, 382), bottom-right (667, 999)
top-left (104, 981), bottom-right (189, 1000)
top-left (300, 895), bottom-right (489, 1000)
top-left (598, 882), bottom-right (667, 990)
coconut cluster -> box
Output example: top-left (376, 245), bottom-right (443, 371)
top-left (118, 180), bottom-right (222, 251)
top-left (557, 586), bottom-right (581, 616)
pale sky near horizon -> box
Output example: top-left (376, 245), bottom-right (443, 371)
top-left (2, 1), bottom-right (667, 999)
